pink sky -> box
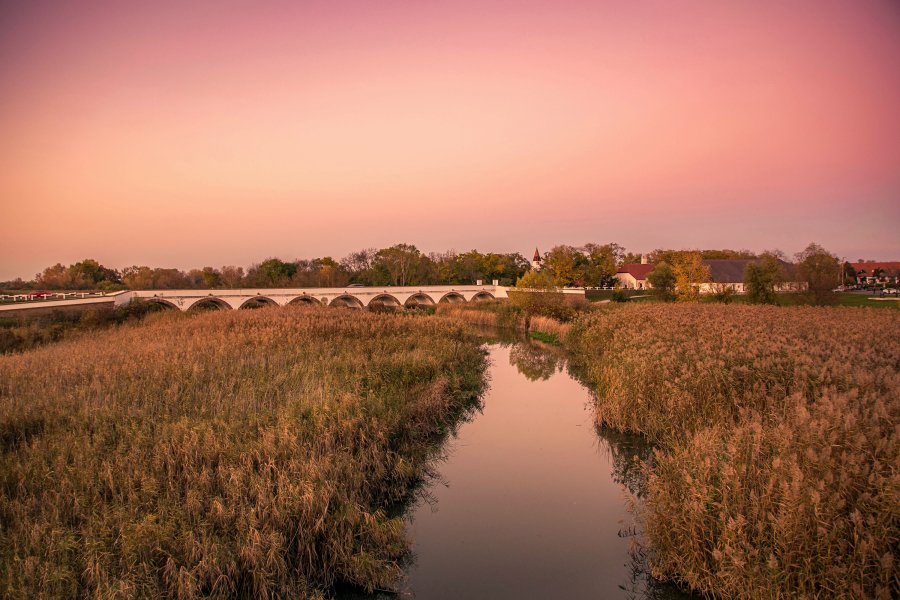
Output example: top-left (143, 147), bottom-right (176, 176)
top-left (1, 0), bottom-right (898, 279)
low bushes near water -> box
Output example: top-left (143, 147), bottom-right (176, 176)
top-left (435, 299), bottom-right (574, 345)
top-left (0, 307), bottom-right (487, 598)
top-left (567, 304), bottom-right (899, 599)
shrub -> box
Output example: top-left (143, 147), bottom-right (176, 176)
top-left (610, 289), bottom-right (629, 303)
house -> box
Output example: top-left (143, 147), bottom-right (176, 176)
top-left (851, 261), bottom-right (900, 286)
top-left (699, 259), bottom-right (803, 294)
top-left (615, 256), bottom-right (654, 289)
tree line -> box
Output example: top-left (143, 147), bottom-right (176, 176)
top-left (3, 243), bottom-right (845, 300)
top-left (11, 245), bottom-right (531, 291)
top-left (643, 243), bottom-right (842, 305)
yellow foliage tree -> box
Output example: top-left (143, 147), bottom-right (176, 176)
top-left (673, 252), bottom-right (710, 302)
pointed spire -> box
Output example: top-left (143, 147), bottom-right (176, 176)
top-left (533, 247), bottom-right (541, 262)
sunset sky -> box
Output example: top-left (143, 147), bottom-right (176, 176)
top-left (2, 0), bottom-right (899, 280)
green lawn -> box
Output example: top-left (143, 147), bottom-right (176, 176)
top-left (835, 292), bottom-right (899, 309)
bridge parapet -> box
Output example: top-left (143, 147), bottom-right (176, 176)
top-left (124, 285), bottom-right (509, 311)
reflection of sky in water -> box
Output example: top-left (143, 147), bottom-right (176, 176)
top-left (393, 342), bottom-right (692, 600)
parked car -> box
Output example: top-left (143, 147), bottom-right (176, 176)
top-left (881, 288), bottom-right (898, 296)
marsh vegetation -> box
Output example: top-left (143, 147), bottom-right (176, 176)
top-left (0, 307), bottom-right (486, 597)
top-left (568, 304), bottom-right (899, 599)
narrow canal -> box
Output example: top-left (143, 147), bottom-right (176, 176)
top-left (385, 340), bottom-right (690, 599)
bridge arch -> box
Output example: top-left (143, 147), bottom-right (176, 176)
top-left (472, 291), bottom-right (495, 302)
top-left (329, 294), bottom-right (364, 309)
top-left (239, 296), bottom-right (278, 310)
top-left (145, 297), bottom-right (179, 311)
top-left (404, 293), bottom-right (436, 308)
top-left (288, 295), bottom-right (322, 306)
top-left (438, 292), bottom-right (466, 304)
top-left (368, 294), bottom-right (402, 309)
top-left (187, 297), bottom-right (231, 311)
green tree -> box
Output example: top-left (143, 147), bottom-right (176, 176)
top-left (542, 245), bottom-right (584, 286)
top-left (374, 244), bottom-right (423, 286)
top-left (647, 261), bottom-right (676, 302)
top-left (796, 243), bottom-right (840, 305)
top-left (512, 270), bottom-right (574, 320)
top-left (582, 243), bottom-right (623, 287)
top-left (200, 267), bottom-right (222, 288)
top-left (744, 253), bottom-right (785, 304)
top-left (260, 258), bottom-right (297, 286)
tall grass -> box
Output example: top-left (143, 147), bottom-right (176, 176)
top-left (568, 304), bottom-right (899, 599)
top-left (0, 307), bottom-right (487, 598)
top-left (435, 301), bottom-right (572, 342)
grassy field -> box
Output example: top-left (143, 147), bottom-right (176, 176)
top-left (568, 304), bottom-right (899, 599)
top-left (588, 288), bottom-right (900, 309)
top-left (0, 307), bottom-right (487, 598)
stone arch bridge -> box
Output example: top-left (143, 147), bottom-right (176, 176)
top-left (122, 285), bottom-right (509, 311)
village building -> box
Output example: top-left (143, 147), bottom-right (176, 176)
top-left (851, 261), bottom-right (900, 286)
top-left (615, 255), bottom-right (654, 289)
top-left (616, 257), bottom-right (805, 293)
top-left (699, 259), bottom-right (804, 294)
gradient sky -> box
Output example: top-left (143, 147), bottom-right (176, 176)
top-left (2, 0), bottom-right (899, 279)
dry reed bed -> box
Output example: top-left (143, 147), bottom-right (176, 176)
top-left (0, 307), bottom-right (487, 598)
top-left (568, 304), bottom-right (899, 599)
top-left (433, 303), bottom-right (502, 328)
top-left (434, 302), bottom-right (571, 342)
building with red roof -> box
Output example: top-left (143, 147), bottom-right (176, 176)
top-left (851, 261), bottom-right (900, 285)
top-left (615, 257), bottom-right (655, 289)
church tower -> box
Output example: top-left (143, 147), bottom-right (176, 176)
top-left (531, 248), bottom-right (542, 270)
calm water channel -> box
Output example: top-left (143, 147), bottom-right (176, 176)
top-left (353, 339), bottom-right (691, 599)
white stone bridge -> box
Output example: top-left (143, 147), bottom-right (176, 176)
top-left (120, 285), bottom-right (509, 311)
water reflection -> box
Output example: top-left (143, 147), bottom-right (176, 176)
top-left (345, 337), bottom-right (691, 600)
top-left (508, 339), bottom-right (566, 381)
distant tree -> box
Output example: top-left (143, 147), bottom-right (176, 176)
top-left (516, 269), bottom-right (555, 290)
top-left (646, 262), bottom-right (676, 302)
top-left (250, 258), bottom-right (297, 287)
top-left (122, 266), bottom-right (153, 290)
top-left (315, 257), bottom-right (349, 287)
top-left (841, 262), bottom-right (856, 286)
top-left (36, 263), bottom-right (71, 289)
top-left (37, 259), bottom-right (120, 290)
top-left (427, 251), bottom-right (457, 285)
top-left (542, 245), bottom-right (584, 286)
top-left (340, 248), bottom-right (377, 284)
top-left (744, 253), bottom-right (785, 304)
top-left (582, 243), bottom-right (623, 287)
top-left (220, 265), bottom-right (245, 288)
top-left (699, 249), bottom-right (757, 260)
top-left (200, 267), bottom-right (222, 288)
top-left (672, 252), bottom-right (710, 302)
top-left (455, 250), bottom-right (486, 283)
top-left (512, 270), bottom-right (574, 320)
top-left (151, 268), bottom-right (189, 289)
top-left (69, 259), bottom-right (120, 287)
top-left (374, 244), bottom-right (423, 286)
top-left (796, 243), bottom-right (840, 305)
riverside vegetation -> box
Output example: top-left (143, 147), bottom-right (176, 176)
top-left (0, 307), bottom-right (487, 598)
top-left (568, 304), bottom-right (899, 599)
